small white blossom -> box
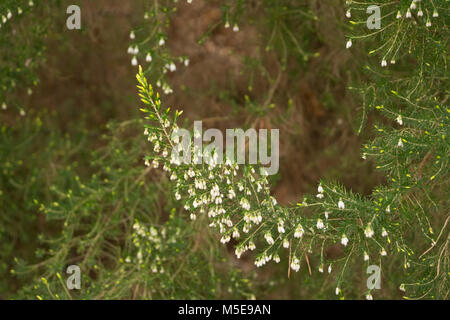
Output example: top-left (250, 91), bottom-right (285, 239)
top-left (294, 224), bottom-right (304, 238)
top-left (278, 221), bottom-right (285, 234)
top-left (341, 234), bottom-right (349, 246)
top-left (364, 224), bottom-right (374, 238)
top-left (264, 232), bottom-right (274, 245)
top-left (364, 252), bottom-right (370, 261)
top-left (316, 218), bottom-right (324, 230)
top-left (346, 39), bottom-right (352, 49)
top-left (396, 115), bottom-right (403, 125)
top-left (338, 199), bottom-right (345, 209)
top-left (406, 9), bottom-right (412, 18)
top-left (398, 138), bottom-right (404, 148)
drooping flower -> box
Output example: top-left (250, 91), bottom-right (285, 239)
top-left (294, 224), bottom-right (304, 238)
top-left (364, 224), bottom-right (374, 238)
top-left (264, 232), bottom-right (274, 245)
top-left (346, 39), bottom-right (352, 49)
top-left (364, 252), bottom-right (370, 261)
top-left (316, 219), bottom-right (324, 230)
top-left (341, 234), bottom-right (349, 246)
top-left (406, 9), bottom-right (412, 18)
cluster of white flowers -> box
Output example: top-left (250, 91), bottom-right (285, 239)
top-left (130, 220), bottom-right (169, 273)
top-left (290, 256), bottom-right (300, 272)
top-left (316, 184), bottom-right (325, 199)
top-left (0, 2), bottom-right (28, 28)
top-left (348, 1), bottom-right (441, 69)
top-left (255, 253), bottom-right (272, 267)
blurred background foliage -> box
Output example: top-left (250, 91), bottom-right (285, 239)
top-left (0, 0), bottom-right (446, 299)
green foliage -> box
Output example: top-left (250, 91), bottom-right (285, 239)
top-left (0, 0), bottom-right (57, 115)
top-left (12, 119), bottom-right (254, 299)
top-left (1, 0), bottom-right (448, 300)
top-left (137, 0), bottom-right (448, 300)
